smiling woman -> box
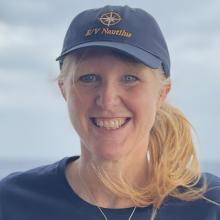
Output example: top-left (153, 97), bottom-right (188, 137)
top-left (0, 5), bottom-right (220, 220)
top-left (58, 48), bottom-right (169, 163)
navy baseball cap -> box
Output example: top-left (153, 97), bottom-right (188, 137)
top-left (56, 5), bottom-right (171, 77)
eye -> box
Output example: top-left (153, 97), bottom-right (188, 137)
top-left (79, 74), bottom-right (100, 83)
top-left (122, 75), bottom-right (138, 83)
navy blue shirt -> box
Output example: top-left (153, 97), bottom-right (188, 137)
top-left (0, 156), bottom-right (220, 220)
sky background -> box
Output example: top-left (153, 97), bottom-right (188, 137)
top-left (0, 0), bottom-right (220, 168)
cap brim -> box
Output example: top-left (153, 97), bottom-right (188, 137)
top-left (56, 41), bottom-right (162, 69)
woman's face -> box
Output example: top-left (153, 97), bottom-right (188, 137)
top-left (59, 53), bottom-right (170, 161)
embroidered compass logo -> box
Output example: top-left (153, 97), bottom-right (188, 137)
top-left (99, 12), bottom-right (122, 27)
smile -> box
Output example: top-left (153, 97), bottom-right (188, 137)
top-left (90, 117), bottom-right (131, 130)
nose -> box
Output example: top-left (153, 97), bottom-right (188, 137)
top-left (95, 81), bottom-right (121, 110)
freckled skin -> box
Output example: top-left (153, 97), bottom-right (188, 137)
top-left (59, 54), bottom-right (170, 162)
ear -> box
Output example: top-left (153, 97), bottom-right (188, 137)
top-left (157, 80), bottom-right (171, 110)
top-left (58, 79), bottom-right (67, 101)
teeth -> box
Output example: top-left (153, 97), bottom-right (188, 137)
top-left (94, 118), bottom-right (127, 129)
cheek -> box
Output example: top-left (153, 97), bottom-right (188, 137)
top-left (130, 88), bottom-right (159, 126)
top-left (67, 98), bottom-right (80, 131)
top-left (66, 88), bottom-right (88, 131)
top-left (129, 85), bottom-right (159, 109)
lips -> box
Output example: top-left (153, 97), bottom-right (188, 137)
top-left (90, 117), bottom-right (131, 129)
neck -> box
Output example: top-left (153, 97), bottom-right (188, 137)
top-left (65, 153), bottom-right (149, 208)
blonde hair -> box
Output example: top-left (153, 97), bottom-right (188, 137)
top-left (57, 48), bottom-right (209, 219)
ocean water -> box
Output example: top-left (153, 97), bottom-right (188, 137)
top-left (0, 158), bottom-right (219, 180)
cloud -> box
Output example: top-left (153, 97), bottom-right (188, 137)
top-left (0, 0), bottom-right (50, 27)
top-left (0, 70), bottom-right (61, 110)
top-left (0, 21), bottom-right (62, 73)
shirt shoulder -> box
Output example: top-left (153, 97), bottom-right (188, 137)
top-left (0, 161), bottom-right (54, 219)
top-left (202, 172), bottom-right (220, 203)
top-left (0, 156), bottom-right (76, 193)
top-left (0, 157), bottom-right (72, 203)
top-left (0, 157), bottom-right (79, 220)
top-left (158, 173), bottom-right (220, 220)
top-left (0, 159), bottom-right (59, 189)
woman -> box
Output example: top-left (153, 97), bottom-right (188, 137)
top-left (0, 5), bottom-right (219, 220)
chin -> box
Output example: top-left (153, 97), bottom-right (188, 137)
top-left (92, 145), bottom-right (129, 162)
top-left (81, 140), bottom-right (131, 162)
